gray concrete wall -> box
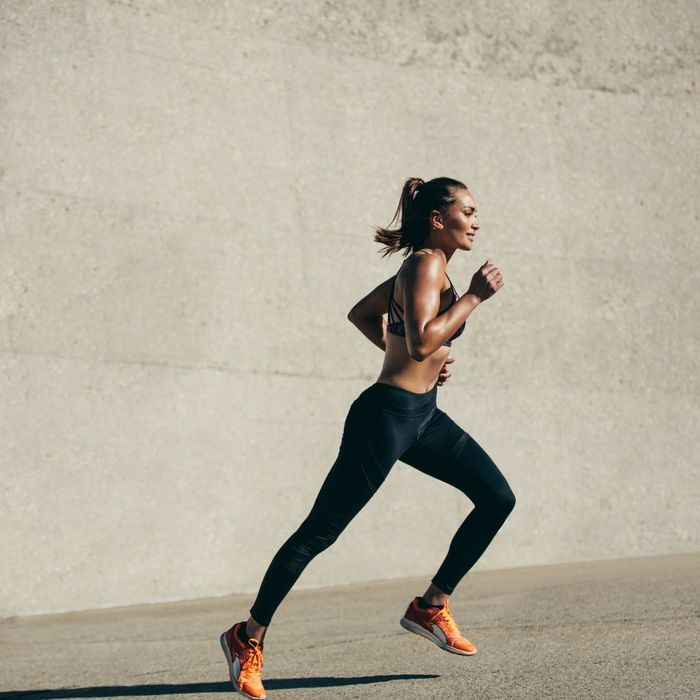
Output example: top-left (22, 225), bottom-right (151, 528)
top-left (1, 0), bottom-right (698, 617)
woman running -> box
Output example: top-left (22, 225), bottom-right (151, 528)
top-left (220, 176), bottom-right (516, 700)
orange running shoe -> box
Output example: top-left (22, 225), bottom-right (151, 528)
top-left (220, 621), bottom-right (267, 699)
top-left (400, 596), bottom-right (477, 656)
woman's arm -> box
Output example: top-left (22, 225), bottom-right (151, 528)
top-left (347, 275), bottom-right (395, 352)
top-left (403, 256), bottom-right (481, 361)
top-left (348, 314), bottom-right (387, 351)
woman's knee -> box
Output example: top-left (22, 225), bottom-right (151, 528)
top-left (501, 485), bottom-right (516, 513)
top-left (293, 511), bottom-right (346, 557)
top-left (494, 483), bottom-right (516, 519)
top-left (477, 482), bottom-right (515, 521)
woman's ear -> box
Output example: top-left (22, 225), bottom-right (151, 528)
top-left (429, 209), bottom-right (443, 231)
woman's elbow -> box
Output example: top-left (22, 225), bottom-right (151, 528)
top-left (408, 341), bottom-right (428, 362)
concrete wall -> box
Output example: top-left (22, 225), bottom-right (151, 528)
top-left (2, 0), bottom-right (698, 617)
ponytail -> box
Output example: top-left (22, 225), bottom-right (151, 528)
top-left (373, 176), bottom-right (468, 259)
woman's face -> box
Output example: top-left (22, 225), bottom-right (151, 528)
top-left (433, 189), bottom-right (480, 251)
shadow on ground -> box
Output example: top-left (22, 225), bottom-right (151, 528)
top-left (1, 674), bottom-right (440, 699)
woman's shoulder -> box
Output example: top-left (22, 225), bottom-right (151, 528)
top-left (411, 248), bottom-right (444, 262)
top-left (403, 249), bottom-right (445, 276)
top-left (395, 251), bottom-right (446, 300)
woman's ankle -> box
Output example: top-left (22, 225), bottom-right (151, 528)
top-left (245, 616), bottom-right (268, 641)
top-left (421, 583), bottom-right (449, 607)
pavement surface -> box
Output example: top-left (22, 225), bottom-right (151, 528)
top-left (1, 553), bottom-right (698, 700)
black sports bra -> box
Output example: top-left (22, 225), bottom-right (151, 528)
top-left (386, 270), bottom-right (466, 347)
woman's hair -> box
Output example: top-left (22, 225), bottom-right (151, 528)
top-left (373, 176), bottom-right (469, 258)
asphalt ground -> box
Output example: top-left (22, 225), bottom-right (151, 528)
top-left (2, 552), bottom-right (698, 700)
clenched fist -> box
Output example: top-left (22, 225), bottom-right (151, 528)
top-left (467, 259), bottom-right (504, 302)
top-left (437, 356), bottom-right (455, 386)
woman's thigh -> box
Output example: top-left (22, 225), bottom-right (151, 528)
top-left (308, 392), bottom-right (436, 525)
top-left (399, 408), bottom-right (515, 508)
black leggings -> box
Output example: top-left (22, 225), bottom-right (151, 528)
top-left (249, 381), bottom-right (516, 627)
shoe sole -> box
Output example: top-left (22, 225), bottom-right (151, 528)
top-left (219, 632), bottom-right (267, 700)
top-left (400, 616), bottom-right (477, 656)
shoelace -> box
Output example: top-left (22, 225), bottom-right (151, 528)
top-left (432, 603), bottom-right (461, 638)
top-left (241, 641), bottom-right (264, 676)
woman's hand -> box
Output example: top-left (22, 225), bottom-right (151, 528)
top-left (437, 356), bottom-right (455, 386)
top-left (467, 259), bottom-right (504, 302)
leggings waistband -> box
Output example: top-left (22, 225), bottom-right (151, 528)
top-left (358, 380), bottom-right (438, 413)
